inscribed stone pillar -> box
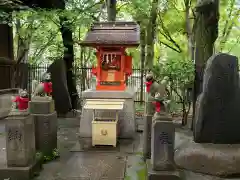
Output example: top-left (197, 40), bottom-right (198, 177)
top-left (151, 113), bottom-right (175, 171)
top-left (29, 97), bottom-right (57, 155)
top-left (5, 111), bottom-right (35, 167)
top-left (147, 112), bottom-right (182, 180)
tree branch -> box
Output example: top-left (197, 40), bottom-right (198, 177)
top-left (116, 2), bottom-right (129, 12)
top-left (158, 14), bottom-right (182, 53)
top-left (159, 41), bottom-right (182, 53)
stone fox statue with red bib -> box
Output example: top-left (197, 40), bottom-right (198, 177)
top-left (32, 72), bottom-right (52, 97)
top-left (11, 89), bottom-right (29, 111)
top-left (145, 73), bottom-right (170, 114)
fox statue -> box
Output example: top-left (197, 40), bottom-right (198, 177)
top-left (32, 72), bottom-right (52, 98)
top-left (11, 89), bottom-right (29, 111)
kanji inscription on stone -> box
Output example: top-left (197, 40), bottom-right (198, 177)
top-left (159, 132), bottom-right (171, 144)
top-left (8, 128), bottom-right (23, 142)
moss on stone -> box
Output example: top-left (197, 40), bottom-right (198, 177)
top-left (137, 167), bottom-right (146, 180)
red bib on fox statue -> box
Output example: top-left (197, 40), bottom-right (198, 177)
top-left (145, 81), bottom-right (153, 93)
top-left (13, 96), bottom-right (29, 110)
top-left (43, 82), bottom-right (52, 96)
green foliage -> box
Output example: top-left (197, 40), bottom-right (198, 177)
top-left (152, 50), bottom-right (194, 116)
top-left (1, 0), bottom-right (239, 120)
top-left (36, 148), bottom-right (60, 164)
top-left (215, 0), bottom-right (240, 57)
top-left (153, 50), bottom-right (194, 95)
top-left (163, 52), bottom-right (194, 89)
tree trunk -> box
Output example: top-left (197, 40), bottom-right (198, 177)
top-left (140, 27), bottom-right (146, 103)
top-left (106, 0), bottom-right (117, 21)
top-left (184, 0), bottom-right (194, 61)
top-left (59, 16), bottom-right (79, 110)
top-left (145, 0), bottom-right (159, 70)
top-left (191, 0), bottom-right (219, 130)
top-left (12, 18), bottom-right (31, 89)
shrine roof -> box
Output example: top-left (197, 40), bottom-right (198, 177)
top-left (80, 21), bottom-right (140, 47)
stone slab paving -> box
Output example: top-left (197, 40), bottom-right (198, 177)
top-left (0, 117), bottom-right (130, 180)
top-left (125, 154), bottom-right (146, 180)
top-left (57, 152), bottom-right (126, 180)
top-left (1, 117), bottom-right (240, 180)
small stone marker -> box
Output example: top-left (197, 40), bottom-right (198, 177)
top-left (6, 111), bottom-right (35, 167)
top-left (29, 97), bottom-right (57, 156)
top-left (0, 110), bottom-right (42, 180)
top-left (151, 114), bottom-right (175, 171)
top-left (147, 112), bottom-right (182, 180)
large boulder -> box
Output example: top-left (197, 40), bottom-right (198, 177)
top-left (48, 59), bottom-right (72, 114)
top-left (193, 53), bottom-right (240, 144)
top-left (175, 131), bottom-right (240, 177)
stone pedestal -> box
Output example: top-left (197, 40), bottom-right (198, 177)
top-left (146, 160), bottom-right (181, 180)
top-left (79, 88), bottom-right (135, 139)
top-left (29, 97), bottom-right (57, 155)
top-left (32, 112), bottom-right (57, 155)
top-left (143, 115), bottom-right (152, 160)
top-left (151, 114), bottom-right (175, 171)
top-left (6, 111), bottom-right (35, 167)
top-left (147, 112), bottom-right (182, 180)
top-left (0, 111), bottom-right (42, 180)
top-left (29, 96), bottom-right (55, 114)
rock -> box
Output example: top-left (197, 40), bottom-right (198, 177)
top-left (193, 53), bottom-right (240, 143)
top-left (175, 132), bottom-right (240, 177)
top-left (48, 59), bottom-right (71, 114)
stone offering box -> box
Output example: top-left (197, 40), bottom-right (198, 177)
top-left (0, 111), bottom-right (41, 180)
top-left (84, 99), bottom-right (124, 147)
top-left (28, 96), bottom-right (57, 156)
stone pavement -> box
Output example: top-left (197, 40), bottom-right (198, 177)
top-left (0, 117), bottom-right (144, 180)
top-left (1, 118), bottom-right (240, 180)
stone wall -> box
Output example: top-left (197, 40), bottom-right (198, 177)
top-left (0, 88), bottom-right (19, 119)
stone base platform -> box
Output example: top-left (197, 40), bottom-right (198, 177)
top-left (147, 160), bottom-right (182, 180)
top-left (29, 97), bottom-right (54, 114)
top-left (175, 130), bottom-right (240, 177)
top-left (79, 88), bottom-right (136, 139)
top-left (71, 137), bottom-right (140, 154)
top-left (0, 160), bottom-right (42, 180)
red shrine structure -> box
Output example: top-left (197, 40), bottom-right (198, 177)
top-left (80, 21), bottom-right (140, 91)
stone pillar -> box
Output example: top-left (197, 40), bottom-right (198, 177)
top-left (147, 112), bottom-right (182, 180)
top-left (0, 24), bottom-right (14, 60)
top-left (29, 97), bottom-right (57, 156)
top-left (0, 23), bottom-right (14, 90)
top-left (143, 115), bottom-right (152, 160)
top-left (6, 111), bottom-right (35, 167)
top-left (143, 100), bottom-right (154, 160)
top-left (0, 111), bottom-right (41, 180)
